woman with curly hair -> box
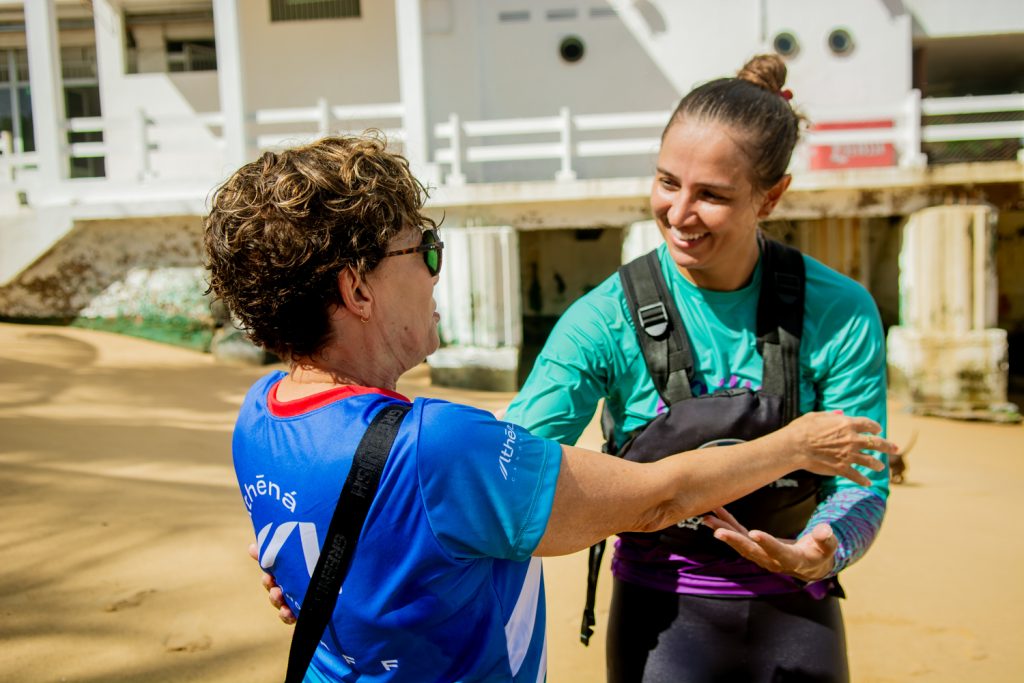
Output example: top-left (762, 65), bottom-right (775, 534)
top-left (207, 133), bottom-right (892, 682)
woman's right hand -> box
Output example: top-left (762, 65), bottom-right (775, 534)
top-left (782, 412), bottom-right (896, 485)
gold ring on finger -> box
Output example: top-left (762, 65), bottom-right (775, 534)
top-left (866, 435), bottom-right (876, 450)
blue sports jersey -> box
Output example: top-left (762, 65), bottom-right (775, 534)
top-left (234, 371), bottom-right (562, 682)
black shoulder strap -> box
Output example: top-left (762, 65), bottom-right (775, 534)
top-left (618, 250), bottom-right (693, 406)
top-left (757, 237), bottom-right (805, 424)
top-left (580, 538), bottom-right (606, 645)
top-left (582, 251), bottom-right (695, 645)
top-left (284, 402), bottom-right (412, 683)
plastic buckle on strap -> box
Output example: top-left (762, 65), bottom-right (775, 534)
top-left (580, 608), bottom-right (595, 645)
top-left (637, 302), bottom-right (669, 338)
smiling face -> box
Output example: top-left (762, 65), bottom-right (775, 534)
top-left (651, 118), bottom-right (787, 291)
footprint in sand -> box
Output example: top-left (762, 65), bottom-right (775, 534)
top-left (104, 588), bottom-right (157, 612)
top-left (163, 633), bottom-right (213, 653)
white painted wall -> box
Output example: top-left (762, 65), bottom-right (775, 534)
top-left (0, 205), bottom-right (74, 287)
top-left (93, 0), bottom-right (224, 183)
top-left (236, 1), bottom-right (400, 112)
top-left (610, 0), bottom-right (911, 110)
top-left (903, 0), bottom-right (1024, 37)
top-left (764, 0), bottom-right (911, 109)
top-left (609, 0), bottom-right (760, 94)
top-left (473, 1), bottom-right (678, 118)
top-left (167, 71), bottom-right (221, 113)
top-left (422, 0), bottom-right (485, 147)
top-left (424, 0), bottom-right (678, 181)
top-left (100, 70), bottom-right (225, 181)
top-left (422, 0), bottom-right (914, 182)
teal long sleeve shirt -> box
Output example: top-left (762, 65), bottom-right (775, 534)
top-left (505, 243), bottom-right (889, 586)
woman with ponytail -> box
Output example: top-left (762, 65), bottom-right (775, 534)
top-left (505, 54), bottom-right (889, 682)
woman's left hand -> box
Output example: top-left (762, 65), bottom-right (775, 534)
top-left (702, 507), bottom-right (836, 582)
top-left (248, 543), bottom-right (297, 625)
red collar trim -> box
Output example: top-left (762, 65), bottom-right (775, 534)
top-left (267, 380), bottom-right (411, 418)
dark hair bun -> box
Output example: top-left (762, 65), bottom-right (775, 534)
top-left (737, 54), bottom-right (788, 93)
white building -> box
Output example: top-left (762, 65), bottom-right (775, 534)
top-left (0, 0), bottom-right (1022, 392)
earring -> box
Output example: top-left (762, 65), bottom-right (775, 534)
top-left (360, 315), bottom-right (369, 324)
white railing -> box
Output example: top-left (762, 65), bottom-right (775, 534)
top-left (794, 91), bottom-right (926, 172)
top-left (921, 93), bottom-right (1024, 144)
top-left (255, 100), bottom-right (405, 151)
top-left (432, 90), bottom-right (1024, 185)
top-left (3, 92), bottom-right (1021, 194)
top-left (434, 106), bottom-right (665, 184)
top-left (0, 130), bottom-right (38, 183)
top-left (0, 100), bottom-right (405, 190)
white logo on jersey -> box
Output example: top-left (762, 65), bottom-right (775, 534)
top-left (499, 424), bottom-right (517, 479)
top-left (256, 521), bottom-right (342, 594)
top-left (242, 474), bottom-right (298, 513)
top-left (382, 659), bottom-right (399, 671)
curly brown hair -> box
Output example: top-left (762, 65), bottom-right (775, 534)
top-left (203, 134), bottom-right (435, 359)
top-left (664, 54), bottom-right (806, 191)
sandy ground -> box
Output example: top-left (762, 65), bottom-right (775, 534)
top-left (2, 322), bottom-right (1023, 683)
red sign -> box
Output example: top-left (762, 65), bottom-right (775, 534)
top-left (810, 119), bottom-right (896, 170)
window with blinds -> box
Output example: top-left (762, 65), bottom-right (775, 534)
top-left (270, 0), bottom-right (361, 22)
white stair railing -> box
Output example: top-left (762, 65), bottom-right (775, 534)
top-left (434, 91), bottom-right (1024, 184)
top-left (0, 130), bottom-right (39, 187)
top-left (254, 101), bottom-right (405, 151)
top-left (47, 99), bottom-right (404, 186)
top-left (8, 92), bottom-right (1022, 194)
top-left (433, 107), bottom-right (667, 185)
top-left (921, 93), bottom-right (1024, 164)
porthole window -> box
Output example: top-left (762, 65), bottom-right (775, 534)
top-left (772, 31), bottom-right (799, 58)
top-left (827, 28), bottom-right (854, 55)
top-left (559, 35), bottom-right (585, 63)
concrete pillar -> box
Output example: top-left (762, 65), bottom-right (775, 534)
top-left (24, 0), bottom-right (67, 185)
top-left (887, 205), bottom-right (1014, 418)
top-left (430, 226), bottom-right (522, 391)
top-left (394, 0), bottom-right (437, 185)
top-left (213, 0), bottom-right (251, 169)
top-left (92, 0), bottom-right (137, 182)
top-left (622, 220), bottom-right (663, 263)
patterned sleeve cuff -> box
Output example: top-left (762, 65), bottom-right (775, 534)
top-left (801, 487), bottom-right (887, 578)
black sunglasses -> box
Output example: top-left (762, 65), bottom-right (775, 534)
top-left (383, 228), bottom-right (444, 276)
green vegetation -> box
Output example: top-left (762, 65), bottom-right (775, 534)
top-left (70, 314), bottom-right (214, 352)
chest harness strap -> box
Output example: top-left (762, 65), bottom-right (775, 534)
top-left (580, 237), bottom-right (806, 646)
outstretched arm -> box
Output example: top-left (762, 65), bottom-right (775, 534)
top-left (254, 411), bottom-right (896, 622)
top-left (534, 412), bottom-right (895, 556)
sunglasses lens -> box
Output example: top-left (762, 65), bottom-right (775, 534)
top-left (422, 230), bottom-right (442, 276)
top-left (425, 250), bottom-right (440, 275)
